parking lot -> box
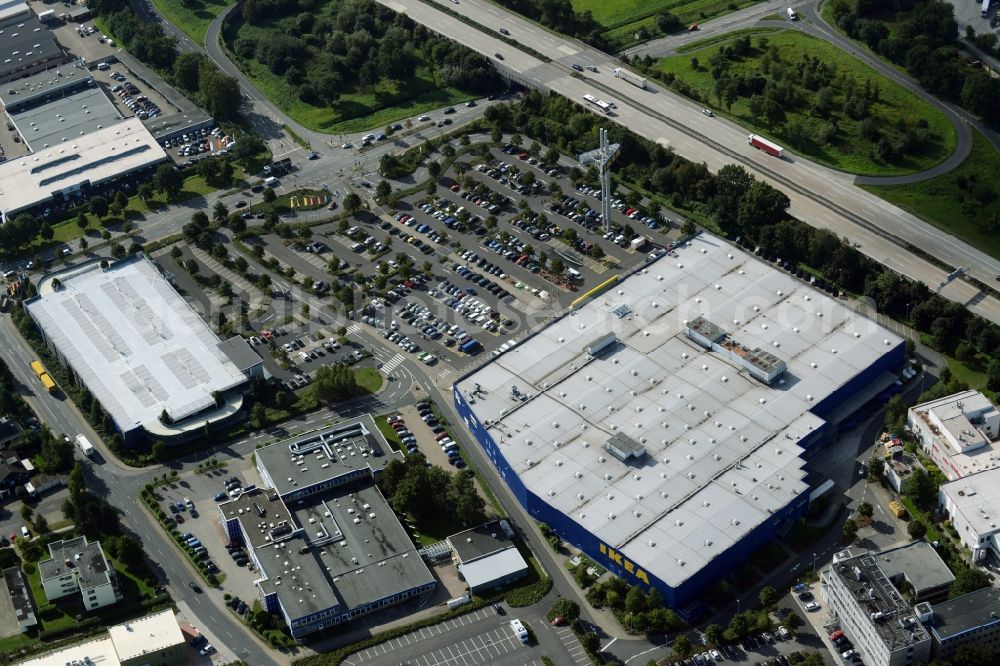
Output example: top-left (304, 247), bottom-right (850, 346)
top-left (151, 465), bottom-right (263, 604)
top-left (344, 605), bottom-right (585, 666)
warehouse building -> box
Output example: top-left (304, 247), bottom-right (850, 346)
top-left (0, 18), bottom-right (65, 84)
top-left (448, 520), bottom-right (529, 593)
top-left (25, 255), bottom-right (250, 446)
top-left (221, 419), bottom-right (436, 639)
top-left (909, 391), bottom-right (1000, 481)
top-left (453, 234), bottom-right (904, 610)
top-left (0, 1), bottom-right (30, 27)
top-left (0, 117), bottom-right (167, 219)
top-left (822, 549), bottom-right (931, 666)
top-left (938, 466), bottom-right (1000, 564)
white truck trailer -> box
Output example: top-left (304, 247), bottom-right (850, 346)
top-left (613, 67), bottom-right (647, 90)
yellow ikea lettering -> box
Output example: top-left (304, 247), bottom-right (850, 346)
top-left (598, 543), bottom-right (650, 586)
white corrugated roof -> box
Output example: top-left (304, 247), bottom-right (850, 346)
top-left (457, 234), bottom-right (901, 587)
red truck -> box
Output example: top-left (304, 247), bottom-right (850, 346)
top-left (748, 134), bottom-right (784, 158)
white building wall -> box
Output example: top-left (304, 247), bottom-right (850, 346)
top-left (41, 573), bottom-right (79, 601)
top-left (82, 580), bottom-right (117, 610)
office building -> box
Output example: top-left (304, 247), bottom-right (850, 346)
top-left (921, 586), bottom-right (1000, 661)
top-left (822, 549), bottom-right (931, 666)
top-left (909, 391), bottom-right (1000, 481)
top-left (874, 541), bottom-right (954, 604)
top-left (222, 419), bottom-right (436, 639)
top-left (25, 255), bottom-right (250, 446)
top-left (38, 536), bottom-right (118, 611)
top-left (454, 234), bottom-right (905, 610)
top-left (938, 466), bottom-right (1000, 564)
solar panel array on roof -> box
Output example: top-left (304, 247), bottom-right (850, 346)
top-left (25, 255), bottom-right (247, 435)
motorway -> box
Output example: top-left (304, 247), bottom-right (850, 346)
top-left (374, 0), bottom-right (1000, 326)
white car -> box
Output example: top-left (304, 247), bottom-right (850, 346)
top-left (341, 142), bottom-right (352, 149)
top-left (418, 115), bottom-right (431, 121)
top-left (805, 601), bottom-right (820, 611)
top-left (199, 644), bottom-right (215, 656)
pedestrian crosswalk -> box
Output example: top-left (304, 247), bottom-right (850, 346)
top-left (380, 353), bottom-right (405, 375)
top-left (437, 368), bottom-right (454, 380)
top-left (346, 323), bottom-right (361, 335)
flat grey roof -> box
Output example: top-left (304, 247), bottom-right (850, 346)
top-left (12, 87), bottom-right (122, 151)
top-left (256, 416), bottom-right (391, 497)
top-left (256, 483), bottom-right (434, 618)
top-left (38, 536), bottom-right (111, 590)
top-left (0, 19), bottom-right (62, 79)
top-left (26, 255), bottom-right (247, 431)
top-left (940, 466), bottom-right (1000, 536)
top-left (875, 541), bottom-right (954, 596)
top-left (450, 520), bottom-right (514, 563)
top-left (218, 335), bottom-right (262, 372)
top-left (930, 586), bottom-right (1000, 640)
top-left (220, 489), bottom-right (293, 549)
top-left (0, 62), bottom-right (92, 110)
top-left (456, 234), bottom-right (902, 588)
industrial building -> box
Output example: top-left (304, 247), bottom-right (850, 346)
top-left (822, 549), bottom-right (931, 666)
top-left (923, 586), bottom-right (1000, 661)
top-left (25, 255), bottom-right (252, 446)
top-left (38, 536), bottom-right (118, 611)
top-left (15, 608), bottom-right (187, 666)
top-left (908, 391), bottom-right (1000, 481)
top-left (221, 418), bottom-right (436, 639)
top-left (448, 520), bottom-right (529, 593)
top-left (0, 0), bottom-right (30, 27)
top-left (938, 466), bottom-right (1000, 564)
top-left (0, 117), bottom-right (167, 219)
top-left (0, 18), bottom-right (65, 84)
top-left (453, 234), bottom-right (905, 610)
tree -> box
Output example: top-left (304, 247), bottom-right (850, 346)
top-left (262, 187), bottom-right (277, 204)
top-left (858, 502), bottom-right (874, 518)
top-left (428, 160), bottom-right (442, 180)
top-left (625, 586), bottom-right (647, 614)
top-left (703, 623), bottom-right (723, 647)
top-left (343, 192), bottom-right (363, 214)
top-left (867, 455), bottom-right (885, 482)
top-left (39, 222), bottom-right (53, 241)
top-left (907, 520), bottom-right (927, 540)
top-left (137, 182), bottom-right (155, 203)
top-left (843, 518), bottom-right (858, 540)
top-left (154, 164), bottom-right (183, 199)
top-left (950, 642), bottom-right (994, 666)
top-left (89, 195), bottom-right (109, 219)
top-left (313, 365), bottom-right (359, 404)
top-left (76, 212), bottom-right (89, 230)
top-left (152, 441), bottom-right (168, 463)
top-left (375, 180), bottom-right (391, 202)
top-left (950, 567), bottom-right (991, 598)
top-left (673, 634), bottom-right (693, 659)
top-left (213, 201), bottom-right (229, 222)
top-left (173, 51), bottom-right (204, 90)
top-left (449, 471), bottom-right (485, 526)
top-left (199, 68), bottom-right (241, 120)
top-left (758, 585), bottom-right (777, 609)
top-left (902, 468), bottom-right (937, 511)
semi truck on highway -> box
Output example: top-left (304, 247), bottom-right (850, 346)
top-left (748, 134), bottom-right (784, 158)
top-left (613, 67), bottom-right (647, 89)
top-left (75, 434), bottom-right (95, 458)
top-left (30, 360), bottom-right (56, 394)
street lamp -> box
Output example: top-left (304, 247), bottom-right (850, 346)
top-left (812, 552), bottom-right (818, 574)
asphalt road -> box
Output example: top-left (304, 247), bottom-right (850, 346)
top-left (374, 0), bottom-right (1000, 326)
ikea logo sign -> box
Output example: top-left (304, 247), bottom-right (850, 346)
top-left (599, 543), bottom-right (650, 585)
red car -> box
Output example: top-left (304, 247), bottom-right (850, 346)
top-left (450, 184), bottom-right (460, 192)
top-left (435, 432), bottom-right (449, 441)
top-left (260, 330), bottom-right (273, 341)
top-left (518, 152), bottom-right (528, 160)
top-left (391, 422), bottom-right (407, 431)
top-left (551, 617), bottom-right (568, 626)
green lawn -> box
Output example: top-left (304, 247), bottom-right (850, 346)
top-left (226, 55), bottom-right (472, 133)
top-left (656, 29), bottom-right (956, 175)
top-left (374, 416), bottom-right (403, 452)
top-left (584, 0), bottom-right (765, 50)
top-left (150, 0), bottom-right (231, 44)
top-left (862, 129), bottom-right (1000, 261)
top-left (355, 368), bottom-right (384, 394)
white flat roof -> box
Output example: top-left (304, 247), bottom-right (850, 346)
top-left (0, 117), bottom-right (166, 216)
top-left (458, 547), bottom-right (529, 589)
top-left (26, 255), bottom-right (247, 432)
top-left (107, 609), bottom-right (184, 661)
top-left (941, 467), bottom-right (1000, 536)
top-left (456, 234), bottom-right (902, 588)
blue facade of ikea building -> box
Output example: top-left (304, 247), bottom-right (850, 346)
top-left (452, 337), bottom-right (906, 612)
